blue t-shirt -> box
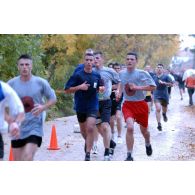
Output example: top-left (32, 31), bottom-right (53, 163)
top-left (153, 74), bottom-right (173, 102)
top-left (73, 64), bottom-right (85, 74)
top-left (65, 69), bottom-right (101, 113)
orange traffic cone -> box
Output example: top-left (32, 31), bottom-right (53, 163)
top-left (9, 146), bottom-right (14, 161)
top-left (47, 124), bottom-right (60, 150)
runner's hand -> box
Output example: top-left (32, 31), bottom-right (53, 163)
top-left (115, 90), bottom-right (121, 102)
top-left (31, 104), bottom-right (45, 116)
top-left (79, 81), bottom-right (90, 91)
top-left (9, 122), bottom-right (20, 139)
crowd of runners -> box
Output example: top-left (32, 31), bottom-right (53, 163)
top-left (1, 50), bottom-right (195, 161)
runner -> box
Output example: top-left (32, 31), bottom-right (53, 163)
top-left (152, 64), bottom-right (173, 131)
top-left (0, 81), bottom-right (24, 160)
top-left (174, 70), bottom-right (185, 100)
top-left (65, 52), bottom-right (103, 161)
top-left (116, 52), bottom-right (156, 161)
top-left (94, 51), bottom-right (121, 160)
top-left (185, 74), bottom-right (195, 106)
top-left (144, 65), bottom-right (155, 111)
top-left (8, 54), bottom-right (56, 161)
top-left (110, 62), bottom-right (123, 144)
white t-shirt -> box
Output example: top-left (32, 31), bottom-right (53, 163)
top-left (0, 81), bottom-right (24, 132)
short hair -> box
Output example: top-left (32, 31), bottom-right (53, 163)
top-left (94, 51), bottom-right (103, 57)
top-left (127, 52), bottom-right (138, 60)
top-left (157, 63), bottom-right (164, 68)
top-left (84, 53), bottom-right (94, 57)
top-left (112, 62), bottom-right (120, 68)
top-left (17, 54), bottom-right (32, 61)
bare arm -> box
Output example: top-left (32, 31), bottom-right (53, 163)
top-left (31, 99), bottom-right (57, 116)
top-left (64, 81), bottom-right (90, 94)
top-left (129, 83), bottom-right (156, 91)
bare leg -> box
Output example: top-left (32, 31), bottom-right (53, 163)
top-left (85, 117), bottom-right (96, 153)
top-left (154, 102), bottom-right (161, 123)
top-left (140, 125), bottom-right (150, 144)
top-left (116, 110), bottom-right (122, 137)
top-left (126, 117), bottom-right (134, 152)
top-left (22, 143), bottom-right (38, 161)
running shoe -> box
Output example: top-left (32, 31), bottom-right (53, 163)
top-left (125, 153), bottom-right (134, 161)
top-left (109, 139), bottom-right (116, 156)
top-left (157, 123), bottom-right (162, 131)
top-left (162, 113), bottom-right (168, 122)
top-left (85, 152), bottom-right (90, 161)
top-left (146, 144), bottom-right (153, 156)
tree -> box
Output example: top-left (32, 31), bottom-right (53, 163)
top-left (0, 34), bottom-right (44, 81)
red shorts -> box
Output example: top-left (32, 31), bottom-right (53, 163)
top-left (122, 100), bottom-right (149, 128)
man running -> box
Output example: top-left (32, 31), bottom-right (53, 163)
top-left (65, 52), bottom-right (103, 161)
top-left (110, 62), bottom-right (123, 144)
top-left (8, 54), bottom-right (56, 160)
top-left (94, 51), bottom-right (121, 160)
top-left (152, 64), bottom-right (173, 131)
top-left (116, 52), bottom-right (156, 161)
top-left (185, 74), bottom-right (195, 106)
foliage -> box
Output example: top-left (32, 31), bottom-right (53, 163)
top-left (0, 34), bottom-right (44, 81)
top-left (93, 34), bottom-right (180, 69)
top-left (0, 34), bottom-right (180, 118)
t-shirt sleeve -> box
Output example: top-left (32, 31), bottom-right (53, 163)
top-left (111, 68), bottom-right (121, 83)
top-left (41, 79), bottom-right (57, 101)
top-left (140, 71), bottom-right (156, 86)
top-left (64, 73), bottom-right (79, 90)
top-left (166, 75), bottom-right (174, 83)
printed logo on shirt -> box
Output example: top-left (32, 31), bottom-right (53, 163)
top-left (124, 83), bottom-right (136, 96)
top-left (21, 96), bottom-right (34, 113)
top-left (93, 82), bottom-right (97, 88)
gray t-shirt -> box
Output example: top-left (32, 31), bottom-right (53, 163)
top-left (93, 66), bottom-right (120, 100)
top-left (119, 69), bottom-right (156, 101)
top-left (8, 75), bottom-right (56, 139)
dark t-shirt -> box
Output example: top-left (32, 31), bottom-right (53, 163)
top-left (65, 69), bottom-right (101, 113)
top-left (153, 74), bottom-right (173, 102)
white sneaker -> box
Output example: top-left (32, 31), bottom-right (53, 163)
top-left (117, 137), bottom-right (123, 144)
top-left (104, 155), bottom-right (111, 161)
top-left (92, 145), bottom-right (98, 154)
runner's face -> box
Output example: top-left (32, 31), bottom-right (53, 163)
top-left (126, 55), bottom-right (137, 70)
top-left (113, 65), bottom-right (121, 73)
top-left (156, 66), bottom-right (164, 75)
top-left (18, 59), bottom-right (32, 77)
top-left (84, 55), bottom-right (94, 69)
top-left (94, 54), bottom-right (103, 67)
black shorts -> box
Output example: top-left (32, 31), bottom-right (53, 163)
top-left (11, 135), bottom-right (42, 148)
top-left (0, 133), bottom-right (4, 159)
top-left (178, 83), bottom-right (185, 90)
top-left (145, 95), bottom-right (152, 102)
top-left (76, 111), bottom-right (98, 123)
top-left (111, 100), bottom-right (122, 116)
top-left (99, 99), bottom-right (112, 123)
top-left (154, 98), bottom-right (168, 107)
